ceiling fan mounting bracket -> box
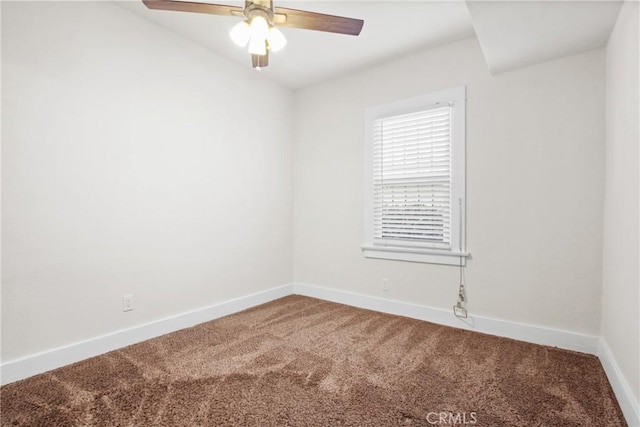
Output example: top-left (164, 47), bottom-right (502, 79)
top-left (243, 3), bottom-right (275, 26)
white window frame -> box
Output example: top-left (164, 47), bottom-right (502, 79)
top-left (362, 86), bottom-right (468, 266)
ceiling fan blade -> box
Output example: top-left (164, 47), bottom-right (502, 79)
top-left (274, 7), bottom-right (363, 36)
top-left (142, 0), bottom-right (243, 17)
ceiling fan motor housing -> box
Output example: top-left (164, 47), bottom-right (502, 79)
top-left (243, 2), bottom-right (275, 26)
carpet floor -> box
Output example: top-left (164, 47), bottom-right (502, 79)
top-left (1, 295), bottom-right (626, 426)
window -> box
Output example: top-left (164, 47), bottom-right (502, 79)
top-left (362, 86), bottom-right (467, 265)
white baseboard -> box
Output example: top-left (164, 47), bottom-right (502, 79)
top-left (0, 284), bottom-right (293, 386)
top-left (5, 281), bottom-right (634, 427)
top-left (598, 340), bottom-right (640, 427)
top-left (292, 282), bottom-right (600, 355)
top-left (294, 283), bottom-right (640, 423)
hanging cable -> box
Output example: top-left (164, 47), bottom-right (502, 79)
top-left (453, 255), bottom-right (467, 318)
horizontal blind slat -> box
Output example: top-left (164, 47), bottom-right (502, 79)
top-left (372, 105), bottom-right (453, 245)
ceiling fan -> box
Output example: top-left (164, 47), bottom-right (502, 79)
top-left (142, 0), bottom-right (364, 69)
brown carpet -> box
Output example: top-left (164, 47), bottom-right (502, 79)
top-left (1, 295), bottom-right (626, 426)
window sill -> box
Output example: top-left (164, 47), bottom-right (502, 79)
top-left (361, 245), bottom-right (469, 266)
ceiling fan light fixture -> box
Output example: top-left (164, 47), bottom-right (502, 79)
top-left (229, 21), bottom-right (251, 47)
top-left (267, 26), bottom-right (286, 52)
top-left (248, 36), bottom-right (267, 56)
top-left (249, 15), bottom-right (269, 41)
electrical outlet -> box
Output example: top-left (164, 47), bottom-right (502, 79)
top-left (382, 278), bottom-right (389, 292)
top-left (123, 294), bottom-right (134, 312)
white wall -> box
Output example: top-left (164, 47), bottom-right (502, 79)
top-left (602, 0), bottom-right (640, 405)
top-left (1, 1), bottom-right (293, 362)
top-left (2, 0), bottom-right (629, 396)
top-left (293, 37), bottom-right (605, 336)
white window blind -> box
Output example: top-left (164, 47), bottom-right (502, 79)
top-left (372, 105), bottom-right (452, 249)
top-left (363, 85), bottom-right (466, 265)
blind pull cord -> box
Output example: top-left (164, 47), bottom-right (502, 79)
top-left (454, 197), bottom-right (468, 319)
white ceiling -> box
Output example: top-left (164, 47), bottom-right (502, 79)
top-left (116, 1), bottom-right (477, 89)
top-left (466, 0), bottom-right (623, 74)
top-left (116, 0), bottom-right (624, 90)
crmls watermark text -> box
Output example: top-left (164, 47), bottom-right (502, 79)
top-left (425, 411), bottom-right (478, 425)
